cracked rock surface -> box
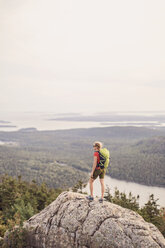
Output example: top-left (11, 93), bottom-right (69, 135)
top-left (22, 191), bottom-right (165, 248)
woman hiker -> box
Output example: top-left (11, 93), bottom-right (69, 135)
top-left (86, 141), bottom-right (106, 203)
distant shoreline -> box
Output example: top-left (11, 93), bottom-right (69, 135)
top-left (0, 125), bottom-right (17, 128)
top-left (0, 112), bottom-right (165, 132)
top-left (0, 120), bottom-right (11, 124)
top-left (47, 113), bottom-right (165, 122)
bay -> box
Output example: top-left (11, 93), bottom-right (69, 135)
top-left (0, 112), bottom-right (165, 131)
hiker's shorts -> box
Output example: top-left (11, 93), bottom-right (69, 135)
top-left (92, 168), bottom-right (106, 180)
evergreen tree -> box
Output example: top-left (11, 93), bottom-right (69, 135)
top-left (0, 174), bottom-right (62, 238)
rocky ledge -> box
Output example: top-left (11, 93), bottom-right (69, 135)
top-left (15, 192), bottom-right (165, 247)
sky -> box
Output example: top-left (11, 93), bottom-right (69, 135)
top-left (0, 0), bottom-right (165, 114)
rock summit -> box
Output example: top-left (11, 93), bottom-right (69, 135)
top-left (21, 192), bottom-right (165, 247)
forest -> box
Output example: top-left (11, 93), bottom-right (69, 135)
top-left (0, 126), bottom-right (165, 188)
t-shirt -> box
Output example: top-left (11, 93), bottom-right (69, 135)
top-left (94, 151), bottom-right (100, 169)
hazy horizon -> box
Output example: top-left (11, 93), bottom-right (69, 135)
top-left (1, 0), bottom-right (165, 113)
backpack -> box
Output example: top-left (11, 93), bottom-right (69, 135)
top-left (98, 148), bottom-right (110, 169)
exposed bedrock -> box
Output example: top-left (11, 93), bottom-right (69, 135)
top-left (11, 192), bottom-right (165, 247)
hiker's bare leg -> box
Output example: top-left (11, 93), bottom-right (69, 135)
top-left (100, 179), bottom-right (105, 199)
top-left (89, 177), bottom-right (94, 197)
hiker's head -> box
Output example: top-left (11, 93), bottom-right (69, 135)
top-left (93, 141), bottom-right (103, 151)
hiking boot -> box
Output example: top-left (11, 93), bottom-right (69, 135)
top-left (86, 195), bottom-right (94, 201)
top-left (99, 198), bottom-right (103, 203)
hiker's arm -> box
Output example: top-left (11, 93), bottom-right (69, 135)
top-left (91, 156), bottom-right (97, 177)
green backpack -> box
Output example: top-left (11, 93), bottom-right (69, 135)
top-left (98, 148), bottom-right (110, 170)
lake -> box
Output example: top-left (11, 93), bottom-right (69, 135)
top-left (84, 175), bottom-right (165, 207)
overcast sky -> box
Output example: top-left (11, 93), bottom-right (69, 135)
top-left (0, 0), bottom-right (165, 113)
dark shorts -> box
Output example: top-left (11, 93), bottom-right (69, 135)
top-left (92, 168), bottom-right (106, 180)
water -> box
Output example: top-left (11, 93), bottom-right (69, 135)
top-left (84, 175), bottom-right (165, 207)
top-left (0, 112), bottom-right (117, 131)
top-left (0, 111), bottom-right (165, 131)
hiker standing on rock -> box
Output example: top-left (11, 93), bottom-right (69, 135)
top-left (87, 141), bottom-right (110, 203)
